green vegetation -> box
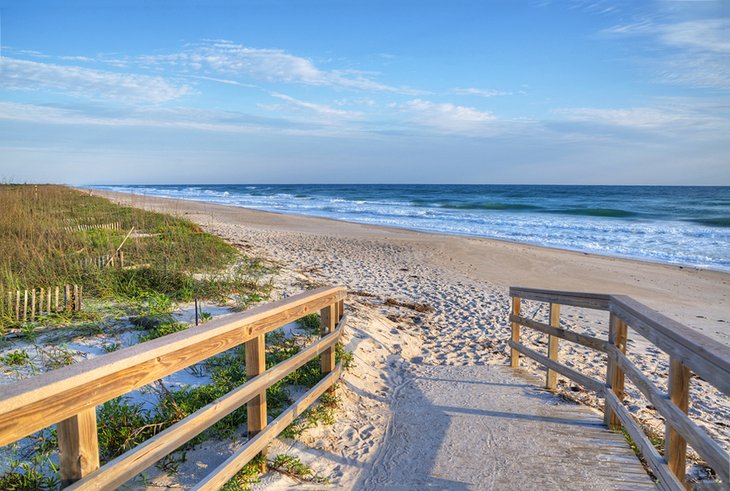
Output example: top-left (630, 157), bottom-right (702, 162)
top-left (269, 454), bottom-right (329, 484)
top-left (0, 350), bottom-right (30, 366)
top-left (0, 185), bottom-right (274, 327)
top-left (0, 185), bottom-right (233, 289)
top-left (0, 185), bottom-right (350, 489)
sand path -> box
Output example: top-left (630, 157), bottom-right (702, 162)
top-left (357, 364), bottom-right (654, 490)
top-left (92, 191), bottom-right (729, 489)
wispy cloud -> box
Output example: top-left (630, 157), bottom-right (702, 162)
top-left (0, 100), bottom-right (366, 138)
top-left (269, 93), bottom-right (362, 119)
top-left (0, 57), bottom-right (191, 104)
top-left (451, 87), bottom-right (512, 97)
top-left (135, 40), bottom-right (427, 95)
top-left (393, 99), bottom-right (496, 134)
top-left (554, 99), bottom-right (730, 135)
top-left (555, 106), bottom-right (687, 128)
top-left (603, 17), bottom-right (730, 89)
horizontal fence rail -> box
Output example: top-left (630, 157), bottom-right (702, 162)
top-left (0, 286), bottom-right (347, 489)
top-left (508, 286), bottom-right (730, 491)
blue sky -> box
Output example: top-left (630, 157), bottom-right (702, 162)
top-left (0, 0), bottom-right (728, 184)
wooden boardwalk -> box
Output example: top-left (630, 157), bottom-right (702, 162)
top-left (357, 364), bottom-right (656, 490)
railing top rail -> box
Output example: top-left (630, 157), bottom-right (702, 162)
top-left (610, 294), bottom-right (730, 396)
top-left (509, 286), bottom-right (612, 310)
top-left (509, 286), bottom-right (730, 397)
top-left (0, 285), bottom-right (347, 446)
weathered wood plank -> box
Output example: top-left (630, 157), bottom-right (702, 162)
top-left (608, 346), bottom-right (729, 482)
top-left (58, 407), bottom-right (100, 487)
top-left (245, 334), bottom-right (267, 440)
top-left (665, 358), bottom-right (690, 484)
top-left (603, 390), bottom-right (683, 491)
top-left (320, 303), bottom-right (336, 375)
top-left (610, 295), bottom-right (730, 397)
top-left (546, 303), bottom-right (560, 390)
top-left (0, 286), bottom-right (346, 446)
top-left (509, 314), bottom-right (610, 352)
top-left (508, 287), bottom-right (611, 310)
top-left (604, 314), bottom-right (628, 429)
top-left (67, 319), bottom-right (346, 490)
top-left (510, 297), bottom-right (522, 368)
top-left (507, 340), bottom-right (604, 393)
top-left (193, 365), bottom-right (343, 491)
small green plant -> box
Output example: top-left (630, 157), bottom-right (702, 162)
top-left (0, 458), bottom-right (60, 491)
top-left (1, 350), bottom-right (30, 366)
top-left (297, 313), bottom-right (320, 333)
top-left (102, 342), bottom-right (121, 353)
top-left (139, 322), bottom-right (189, 342)
top-left (269, 454), bottom-right (329, 483)
top-left (0, 428), bottom-right (60, 491)
top-left (97, 397), bottom-right (159, 462)
top-left (336, 343), bottom-right (355, 372)
top-left (200, 311), bottom-right (213, 323)
top-left (38, 345), bottom-right (78, 369)
top-left (281, 389), bottom-right (340, 439)
top-left (221, 453), bottom-right (266, 491)
top-left (20, 324), bottom-right (38, 342)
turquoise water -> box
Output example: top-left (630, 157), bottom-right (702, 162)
top-left (90, 184), bottom-right (730, 272)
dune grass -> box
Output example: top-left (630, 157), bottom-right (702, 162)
top-left (0, 184), bottom-right (270, 325)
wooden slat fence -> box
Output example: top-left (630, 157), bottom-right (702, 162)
top-left (508, 286), bottom-right (730, 491)
top-left (0, 286), bottom-right (347, 489)
top-left (78, 251), bottom-right (125, 270)
top-left (63, 222), bottom-right (121, 232)
top-left (2, 284), bottom-right (82, 322)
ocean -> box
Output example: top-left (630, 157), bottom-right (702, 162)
top-left (89, 184), bottom-right (730, 272)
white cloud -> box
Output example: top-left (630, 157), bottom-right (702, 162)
top-left (555, 107), bottom-right (685, 128)
top-left (394, 99), bottom-right (496, 134)
top-left (188, 75), bottom-right (257, 88)
top-left (660, 19), bottom-right (730, 53)
top-left (136, 40), bottom-right (426, 95)
top-left (0, 57), bottom-right (191, 104)
top-left (451, 87), bottom-right (512, 97)
top-left (269, 93), bottom-right (361, 119)
top-left (0, 101), bottom-right (365, 138)
top-left (554, 101), bottom-right (730, 134)
top-left (603, 18), bottom-right (730, 89)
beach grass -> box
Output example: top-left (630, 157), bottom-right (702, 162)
top-left (0, 184), bottom-right (269, 325)
top-left (0, 185), bottom-right (353, 489)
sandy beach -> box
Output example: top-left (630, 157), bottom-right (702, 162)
top-left (93, 189), bottom-right (730, 488)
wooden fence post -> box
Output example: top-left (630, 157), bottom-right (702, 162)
top-left (47, 288), bottom-right (51, 315)
top-left (320, 303), bottom-right (336, 375)
top-left (604, 313), bottom-right (628, 429)
top-left (23, 290), bottom-right (28, 322)
top-left (15, 290), bottom-right (20, 320)
top-left (55, 286), bottom-right (60, 313)
top-left (244, 333), bottom-right (267, 471)
top-left (546, 303), bottom-right (561, 390)
top-left (510, 296), bottom-right (522, 368)
top-left (58, 407), bottom-right (100, 487)
top-left (665, 357), bottom-right (690, 483)
top-left (31, 289), bottom-right (36, 320)
top-left (65, 284), bottom-right (71, 311)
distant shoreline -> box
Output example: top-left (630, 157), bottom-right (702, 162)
top-left (90, 186), bottom-right (730, 340)
top-left (85, 184), bottom-right (730, 274)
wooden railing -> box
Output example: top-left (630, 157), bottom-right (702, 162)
top-left (0, 286), bottom-right (347, 489)
top-left (509, 287), bottom-right (730, 491)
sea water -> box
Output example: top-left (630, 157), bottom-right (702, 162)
top-left (89, 184), bottom-right (730, 272)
